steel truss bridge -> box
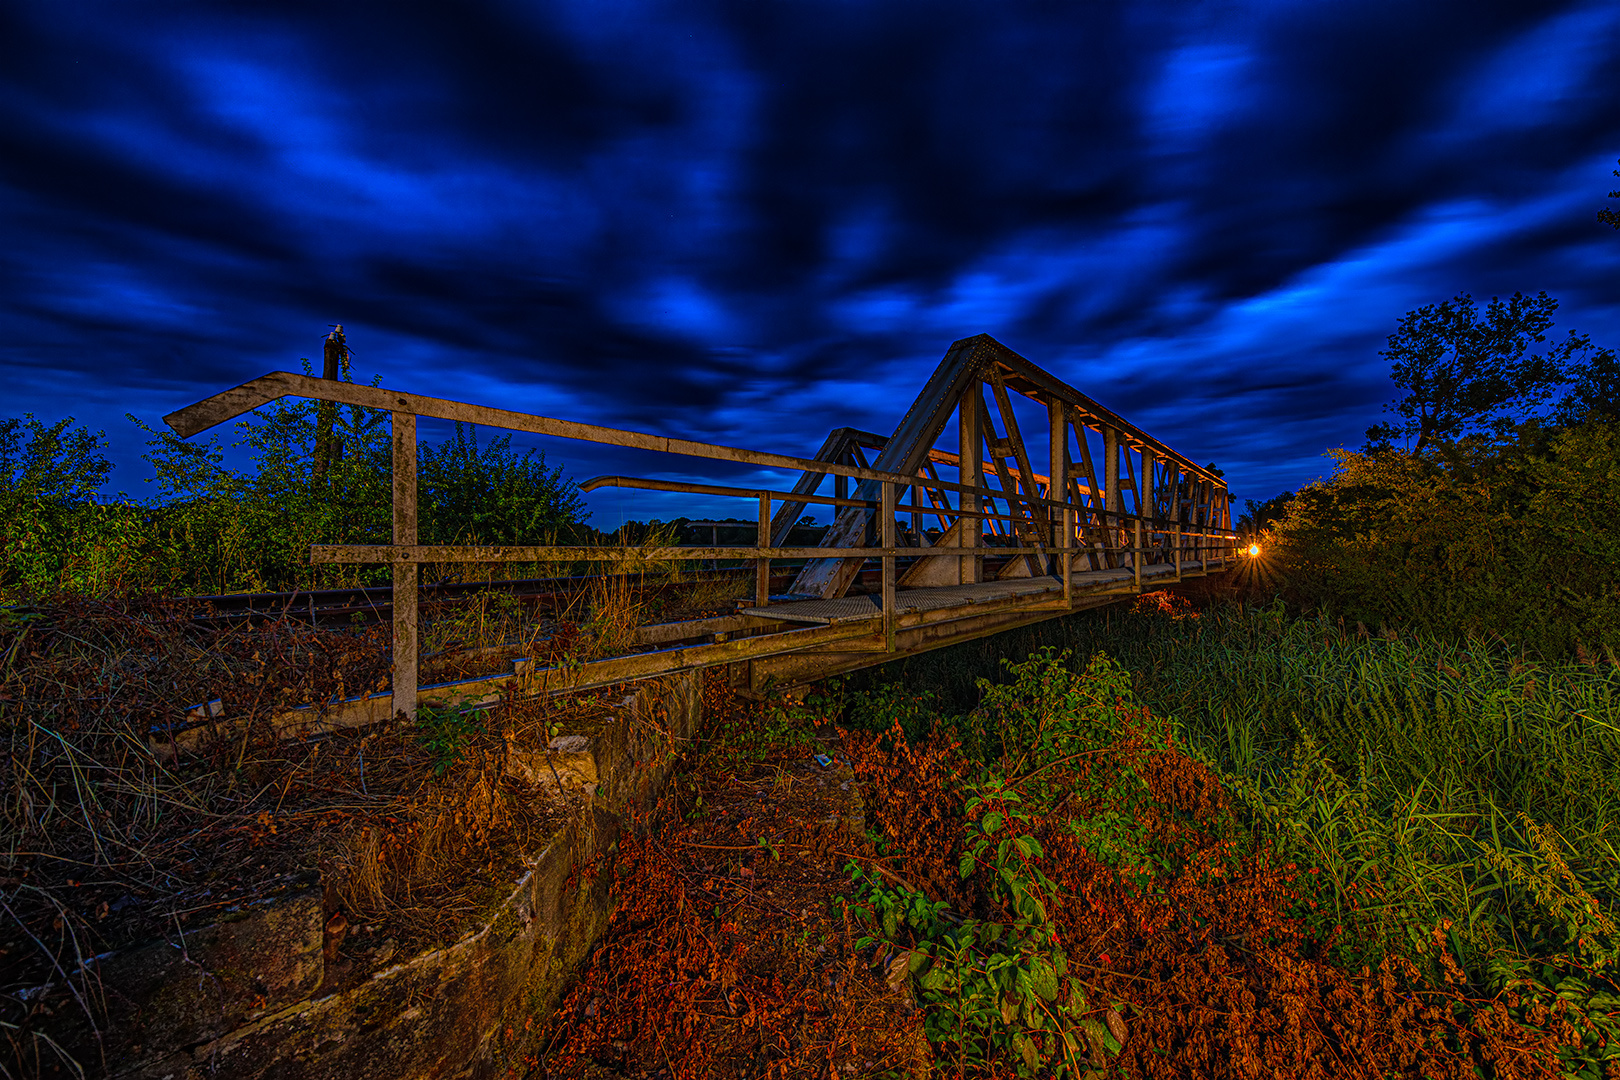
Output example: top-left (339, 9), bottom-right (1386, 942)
top-left (164, 334), bottom-right (1235, 742)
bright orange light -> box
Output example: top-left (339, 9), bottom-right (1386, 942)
top-left (1247, 543), bottom-right (1261, 557)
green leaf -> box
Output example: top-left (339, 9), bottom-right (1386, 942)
top-left (982, 811), bottom-right (1003, 834)
top-left (1028, 960), bottom-right (1058, 1002)
top-left (1067, 978), bottom-right (1087, 1009)
top-left (1012, 1031), bottom-right (1039, 1070)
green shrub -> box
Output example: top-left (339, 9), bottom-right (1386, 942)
top-left (1267, 418), bottom-right (1620, 662)
top-left (0, 360), bottom-right (591, 601)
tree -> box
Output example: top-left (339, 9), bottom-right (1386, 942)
top-left (1236, 490), bottom-right (1295, 535)
top-left (1553, 345), bottom-right (1620, 425)
top-left (1600, 157), bottom-right (1620, 231)
top-left (0, 415), bottom-right (113, 504)
top-left (1362, 291), bottom-right (1589, 454)
top-left (417, 422), bottom-right (587, 546)
top-left (0, 415), bottom-right (120, 596)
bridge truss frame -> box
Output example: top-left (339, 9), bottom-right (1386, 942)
top-left (165, 334), bottom-right (1235, 721)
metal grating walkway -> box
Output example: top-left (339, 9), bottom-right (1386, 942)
top-left (741, 559), bottom-right (1207, 625)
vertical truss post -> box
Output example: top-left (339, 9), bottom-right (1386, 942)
top-left (1063, 506), bottom-right (1074, 609)
top-left (913, 472), bottom-right (926, 544)
top-left (1173, 465), bottom-right (1183, 580)
top-left (1218, 483), bottom-right (1231, 563)
top-left (986, 375), bottom-right (1049, 578)
top-left (391, 411), bottom-right (418, 722)
top-left (1048, 399), bottom-right (1067, 582)
top-left (881, 479), bottom-right (896, 652)
top-left (1066, 409), bottom-right (1103, 571)
top-left (958, 386), bottom-right (981, 584)
top-left (911, 473), bottom-right (922, 544)
top-left (1134, 511), bottom-right (1142, 592)
top-left (1197, 480), bottom-right (1210, 566)
top-left (756, 492), bottom-right (771, 609)
top-left (1103, 426), bottom-right (1120, 569)
top-left (1141, 448), bottom-right (1157, 566)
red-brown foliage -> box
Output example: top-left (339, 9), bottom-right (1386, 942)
top-left (847, 702), bottom-right (1586, 1078)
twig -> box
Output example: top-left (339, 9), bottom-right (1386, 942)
top-left (0, 888), bottom-right (104, 1074)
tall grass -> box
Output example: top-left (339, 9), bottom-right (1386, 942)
top-left (843, 595), bottom-right (1620, 1012)
top-left (1134, 603), bottom-right (1619, 990)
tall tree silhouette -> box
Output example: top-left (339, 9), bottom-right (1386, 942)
top-left (1363, 292), bottom-right (1588, 453)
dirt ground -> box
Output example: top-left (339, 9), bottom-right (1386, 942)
top-left (528, 679), bottom-right (933, 1080)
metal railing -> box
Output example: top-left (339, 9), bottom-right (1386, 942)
top-left (311, 469), bottom-right (1236, 703)
top-left (166, 369), bottom-right (1236, 719)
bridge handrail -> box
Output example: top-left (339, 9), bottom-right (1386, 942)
top-left (579, 473), bottom-right (1239, 537)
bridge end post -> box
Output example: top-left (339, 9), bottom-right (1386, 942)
top-left (881, 480), bottom-right (896, 652)
top-left (756, 493), bottom-right (771, 610)
top-left (392, 410), bottom-right (418, 723)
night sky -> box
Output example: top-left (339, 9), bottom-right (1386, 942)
top-left (4, 1), bottom-right (1619, 528)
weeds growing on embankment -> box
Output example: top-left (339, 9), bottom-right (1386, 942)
top-left (832, 595), bottom-right (1620, 1078)
top-left (0, 570), bottom-right (716, 1079)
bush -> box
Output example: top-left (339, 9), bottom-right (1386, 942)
top-left (1267, 418), bottom-right (1620, 662)
top-left (0, 414), bottom-right (139, 597)
top-left (418, 421), bottom-right (587, 547)
top-left (0, 363), bottom-right (591, 600)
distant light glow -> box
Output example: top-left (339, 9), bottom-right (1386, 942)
top-left (1247, 543), bottom-right (1261, 557)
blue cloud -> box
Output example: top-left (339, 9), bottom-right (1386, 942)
top-left (0, 0), bottom-right (1616, 525)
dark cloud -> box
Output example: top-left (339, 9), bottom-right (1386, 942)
top-left (3, 0), bottom-right (1618, 526)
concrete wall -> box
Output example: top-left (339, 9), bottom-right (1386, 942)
top-left (48, 671), bottom-right (701, 1080)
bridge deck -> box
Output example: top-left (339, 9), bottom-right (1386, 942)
top-left (740, 559), bottom-right (1211, 625)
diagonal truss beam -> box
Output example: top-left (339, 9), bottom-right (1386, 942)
top-left (787, 334), bottom-right (1229, 599)
top-left (788, 337), bottom-right (988, 598)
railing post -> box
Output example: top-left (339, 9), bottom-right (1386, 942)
top-left (1063, 506), bottom-right (1074, 609)
top-left (1048, 398), bottom-right (1067, 580)
top-left (1200, 480), bottom-right (1210, 567)
top-left (392, 410), bottom-right (418, 722)
top-left (1103, 426), bottom-right (1120, 569)
top-left (1134, 511), bottom-right (1142, 592)
top-left (756, 492), bottom-right (771, 609)
top-left (911, 474), bottom-right (922, 545)
top-left (1219, 484), bottom-right (1231, 566)
top-left (882, 479), bottom-right (896, 652)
